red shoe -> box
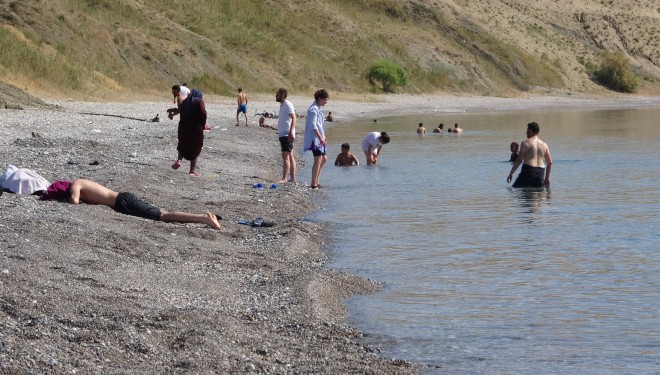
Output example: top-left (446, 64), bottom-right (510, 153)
top-left (189, 171), bottom-right (200, 177)
top-left (171, 160), bottom-right (182, 170)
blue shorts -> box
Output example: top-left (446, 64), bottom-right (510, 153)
top-left (237, 104), bottom-right (247, 114)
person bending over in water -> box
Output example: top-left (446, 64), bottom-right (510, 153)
top-left (41, 179), bottom-right (221, 230)
top-left (335, 143), bottom-right (359, 166)
top-left (361, 131), bottom-right (390, 165)
top-left (507, 122), bottom-right (552, 188)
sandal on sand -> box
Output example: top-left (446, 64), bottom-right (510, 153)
top-left (311, 185), bottom-right (319, 190)
top-left (171, 160), bottom-right (182, 170)
top-left (189, 171), bottom-right (200, 177)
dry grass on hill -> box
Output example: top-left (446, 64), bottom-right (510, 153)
top-left (0, 0), bottom-right (658, 100)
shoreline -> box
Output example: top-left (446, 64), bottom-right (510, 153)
top-left (2, 94), bottom-right (659, 373)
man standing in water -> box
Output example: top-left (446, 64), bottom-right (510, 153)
top-left (507, 122), bottom-right (552, 187)
top-left (276, 88), bottom-right (297, 183)
top-left (236, 87), bottom-right (248, 126)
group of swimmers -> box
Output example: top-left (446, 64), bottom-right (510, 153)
top-left (417, 122), bottom-right (463, 134)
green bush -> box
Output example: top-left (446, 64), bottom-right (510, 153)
top-left (594, 51), bottom-right (638, 93)
top-left (366, 60), bottom-right (408, 92)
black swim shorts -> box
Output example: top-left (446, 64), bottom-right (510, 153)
top-left (311, 149), bottom-right (326, 157)
top-left (114, 192), bottom-right (161, 221)
top-left (512, 164), bottom-right (545, 188)
top-left (279, 136), bottom-right (294, 152)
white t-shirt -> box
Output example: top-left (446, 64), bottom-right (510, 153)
top-left (278, 99), bottom-right (296, 138)
top-left (179, 85), bottom-right (191, 98)
top-left (362, 132), bottom-right (382, 153)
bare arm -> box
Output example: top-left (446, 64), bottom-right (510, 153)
top-left (314, 129), bottom-right (325, 144)
top-left (288, 113), bottom-right (296, 141)
top-left (69, 183), bottom-right (81, 204)
top-left (351, 154), bottom-right (360, 165)
top-left (544, 147), bottom-right (553, 186)
top-left (335, 154), bottom-right (341, 166)
top-left (507, 142), bottom-right (526, 183)
top-left (507, 156), bottom-right (523, 183)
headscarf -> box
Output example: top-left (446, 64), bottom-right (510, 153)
top-left (40, 180), bottom-right (72, 201)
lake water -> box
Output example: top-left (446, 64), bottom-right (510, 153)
top-left (300, 106), bottom-right (660, 375)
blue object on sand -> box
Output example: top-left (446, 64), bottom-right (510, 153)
top-left (253, 183), bottom-right (263, 189)
top-left (270, 183), bottom-right (278, 189)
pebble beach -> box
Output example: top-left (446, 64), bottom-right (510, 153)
top-left (2, 91), bottom-right (659, 374)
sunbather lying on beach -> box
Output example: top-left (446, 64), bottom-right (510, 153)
top-left (41, 178), bottom-right (221, 230)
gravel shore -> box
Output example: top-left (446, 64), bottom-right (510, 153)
top-left (2, 92), bottom-right (659, 374)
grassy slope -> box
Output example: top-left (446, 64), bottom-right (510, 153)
top-left (0, 0), bottom-right (658, 100)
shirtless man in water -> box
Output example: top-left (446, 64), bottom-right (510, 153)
top-left (507, 122), bottom-right (552, 188)
top-left (67, 179), bottom-right (221, 230)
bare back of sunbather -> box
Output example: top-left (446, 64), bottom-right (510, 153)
top-left (69, 179), bottom-right (119, 207)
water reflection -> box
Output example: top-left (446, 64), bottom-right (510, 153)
top-left (510, 186), bottom-right (551, 214)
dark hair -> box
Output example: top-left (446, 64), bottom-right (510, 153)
top-left (439, 123), bottom-right (444, 128)
top-left (379, 132), bottom-right (390, 144)
top-left (419, 123), bottom-right (423, 127)
top-left (527, 121), bottom-right (540, 134)
top-left (277, 88), bottom-right (288, 98)
top-left (314, 88), bottom-right (329, 101)
top-left (341, 143), bottom-right (350, 149)
top-left (238, 87), bottom-right (243, 92)
top-left (172, 85), bottom-right (181, 92)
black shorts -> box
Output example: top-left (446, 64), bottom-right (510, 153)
top-left (279, 136), bottom-right (294, 152)
top-left (512, 164), bottom-right (545, 188)
top-left (114, 192), bottom-right (161, 221)
top-left (312, 149), bottom-right (326, 157)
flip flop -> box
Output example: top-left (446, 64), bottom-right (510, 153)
top-left (189, 171), bottom-right (200, 177)
top-left (171, 161), bottom-right (182, 170)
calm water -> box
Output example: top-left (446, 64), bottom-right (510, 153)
top-left (300, 107), bottom-right (660, 375)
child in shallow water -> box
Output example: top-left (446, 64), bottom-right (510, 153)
top-left (335, 143), bottom-right (359, 166)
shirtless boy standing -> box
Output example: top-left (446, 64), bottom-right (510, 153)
top-left (335, 143), bottom-right (359, 166)
top-left (236, 87), bottom-right (248, 126)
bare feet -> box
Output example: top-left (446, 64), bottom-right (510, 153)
top-left (189, 171), bottom-right (200, 177)
top-left (277, 179), bottom-right (287, 184)
top-left (205, 212), bottom-right (222, 230)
